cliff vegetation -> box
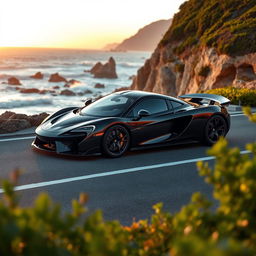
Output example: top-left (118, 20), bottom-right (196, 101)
top-left (161, 0), bottom-right (256, 56)
top-left (131, 0), bottom-right (256, 96)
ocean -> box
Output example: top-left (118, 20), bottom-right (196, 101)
top-left (0, 48), bottom-right (150, 115)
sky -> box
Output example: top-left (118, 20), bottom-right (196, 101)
top-left (0, 0), bottom-right (185, 49)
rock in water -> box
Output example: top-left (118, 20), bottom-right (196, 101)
top-left (60, 89), bottom-right (76, 96)
top-left (8, 77), bottom-right (22, 85)
top-left (30, 72), bottom-right (44, 79)
top-left (113, 86), bottom-right (130, 93)
top-left (90, 62), bottom-right (103, 74)
top-left (94, 83), bottom-right (105, 88)
top-left (90, 57), bottom-right (118, 79)
top-left (0, 111), bottom-right (49, 134)
top-left (49, 73), bottom-right (67, 83)
top-left (64, 79), bottom-right (81, 88)
top-left (0, 119), bottom-right (31, 133)
top-left (84, 89), bottom-right (93, 94)
top-left (29, 113), bottom-right (49, 126)
top-left (19, 88), bottom-right (41, 94)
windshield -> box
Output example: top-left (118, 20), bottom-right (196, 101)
top-left (80, 94), bottom-right (135, 117)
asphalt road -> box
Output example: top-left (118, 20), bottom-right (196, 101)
top-left (0, 114), bottom-right (255, 225)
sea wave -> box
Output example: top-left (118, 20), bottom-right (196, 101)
top-left (0, 74), bottom-right (11, 79)
top-left (61, 62), bottom-right (81, 66)
top-left (35, 64), bottom-right (56, 69)
top-left (0, 49), bottom-right (148, 114)
top-left (0, 98), bottom-right (53, 109)
top-left (0, 74), bottom-right (35, 81)
top-left (0, 64), bottom-right (57, 70)
top-left (12, 57), bottom-right (44, 62)
top-left (0, 65), bottom-right (26, 70)
top-left (118, 62), bottom-right (142, 68)
top-left (81, 61), bottom-right (96, 66)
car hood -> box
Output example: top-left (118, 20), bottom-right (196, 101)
top-left (36, 110), bottom-right (112, 137)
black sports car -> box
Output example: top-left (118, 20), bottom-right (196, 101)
top-left (32, 90), bottom-right (230, 158)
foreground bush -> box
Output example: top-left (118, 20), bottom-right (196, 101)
top-left (205, 87), bottom-right (256, 107)
top-left (0, 111), bottom-right (256, 255)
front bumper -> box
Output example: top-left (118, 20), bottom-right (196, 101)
top-left (32, 133), bottom-right (102, 156)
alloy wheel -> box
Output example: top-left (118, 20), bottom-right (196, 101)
top-left (102, 125), bottom-right (130, 157)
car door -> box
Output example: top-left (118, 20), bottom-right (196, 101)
top-left (165, 99), bottom-right (194, 139)
top-left (127, 97), bottom-right (174, 146)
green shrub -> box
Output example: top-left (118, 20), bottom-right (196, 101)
top-left (198, 65), bottom-right (211, 77)
top-left (205, 87), bottom-right (256, 106)
top-left (173, 36), bottom-right (198, 55)
top-left (161, 0), bottom-right (256, 56)
top-left (0, 112), bottom-right (256, 255)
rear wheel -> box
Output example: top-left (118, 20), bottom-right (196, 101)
top-left (203, 115), bottom-right (227, 145)
top-left (102, 125), bottom-right (130, 158)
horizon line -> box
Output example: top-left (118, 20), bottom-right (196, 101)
top-left (0, 46), bottom-right (102, 51)
top-left (0, 46), bottom-right (152, 53)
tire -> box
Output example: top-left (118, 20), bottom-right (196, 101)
top-left (102, 125), bottom-right (130, 158)
top-left (203, 115), bottom-right (227, 146)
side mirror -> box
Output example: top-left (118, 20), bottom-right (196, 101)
top-left (138, 109), bottom-right (150, 117)
top-left (132, 109), bottom-right (150, 121)
top-left (133, 109), bottom-right (150, 121)
top-left (84, 98), bottom-right (92, 106)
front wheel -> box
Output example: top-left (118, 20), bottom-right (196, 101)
top-left (202, 115), bottom-right (227, 145)
top-left (102, 125), bottom-right (130, 158)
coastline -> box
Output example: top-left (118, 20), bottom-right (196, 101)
top-left (0, 85), bottom-right (131, 134)
top-left (0, 48), bottom-right (150, 115)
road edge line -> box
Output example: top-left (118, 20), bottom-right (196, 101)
top-left (0, 150), bottom-right (250, 193)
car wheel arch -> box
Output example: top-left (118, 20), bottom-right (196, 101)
top-left (202, 113), bottom-right (228, 145)
top-left (210, 113), bottom-right (229, 129)
top-left (101, 123), bottom-right (132, 151)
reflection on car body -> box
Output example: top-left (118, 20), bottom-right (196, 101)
top-left (32, 90), bottom-right (230, 158)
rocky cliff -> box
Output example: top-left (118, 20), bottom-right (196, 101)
top-left (115, 19), bottom-right (172, 52)
top-left (131, 0), bottom-right (256, 96)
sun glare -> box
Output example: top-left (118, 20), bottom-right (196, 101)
top-left (0, 0), bottom-right (185, 49)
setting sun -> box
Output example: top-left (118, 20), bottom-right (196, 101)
top-left (0, 0), bottom-right (185, 49)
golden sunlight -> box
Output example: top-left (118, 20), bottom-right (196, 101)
top-left (0, 0), bottom-right (185, 49)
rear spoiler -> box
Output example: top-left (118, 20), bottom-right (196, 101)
top-left (179, 93), bottom-right (230, 106)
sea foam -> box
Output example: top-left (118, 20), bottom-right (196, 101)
top-left (0, 98), bottom-right (53, 109)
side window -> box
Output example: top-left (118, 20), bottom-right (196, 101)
top-left (169, 100), bottom-right (183, 109)
top-left (129, 98), bottom-right (168, 117)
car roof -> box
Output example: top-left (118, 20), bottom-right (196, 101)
top-left (116, 90), bottom-right (185, 103)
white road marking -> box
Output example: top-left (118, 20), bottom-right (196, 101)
top-left (0, 150), bottom-right (250, 193)
top-left (231, 113), bottom-right (248, 117)
top-left (0, 113), bottom-right (248, 143)
top-left (0, 136), bottom-right (35, 142)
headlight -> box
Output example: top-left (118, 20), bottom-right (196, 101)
top-left (64, 125), bottom-right (95, 136)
